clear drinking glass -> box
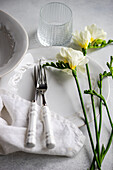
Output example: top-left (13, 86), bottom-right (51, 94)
top-left (37, 2), bottom-right (72, 46)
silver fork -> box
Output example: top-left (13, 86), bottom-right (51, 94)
top-left (37, 60), bottom-right (55, 149)
top-left (25, 65), bottom-right (39, 148)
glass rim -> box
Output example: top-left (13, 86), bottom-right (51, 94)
top-left (40, 2), bottom-right (72, 26)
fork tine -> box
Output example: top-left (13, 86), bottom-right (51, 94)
top-left (37, 64), bottom-right (40, 84)
top-left (34, 65), bottom-right (37, 87)
top-left (39, 59), bottom-right (43, 84)
top-left (43, 67), bottom-right (47, 85)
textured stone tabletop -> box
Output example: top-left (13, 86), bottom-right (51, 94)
top-left (0, 0), bottom-right (113, 169)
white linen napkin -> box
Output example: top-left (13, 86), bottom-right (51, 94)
top-left (0, 89), bottom-right (85, 157)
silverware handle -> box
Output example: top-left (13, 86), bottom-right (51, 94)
top-left (42, 105), bottom-right (55, 149)
top-left (25, 101), bottom-right (38, 148)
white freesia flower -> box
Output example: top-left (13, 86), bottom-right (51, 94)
top-left (56, 47), bottom-right (89, 72)
top-left (72, 30), bottom-right (91, 49)
top-left (72, 24), bottom-right (107, 52)
top-left (85, 24), bottom-right (107, 42)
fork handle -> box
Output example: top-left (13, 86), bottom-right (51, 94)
top-left (42, 105), bottom-right (55, 149)
top-left (25, 101), bottom-right (38, 148)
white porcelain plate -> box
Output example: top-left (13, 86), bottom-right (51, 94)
top-left (0, 47), bottom-right (110, 127)
top-left (0, 10), bottom-right (28, 77)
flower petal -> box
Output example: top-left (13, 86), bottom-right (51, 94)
top-left (56, 48), bottom-right (89, 73)
top-left (72, 30), bottom-right (91, 49)
top-left (85, 24), bottom-right (107, 41)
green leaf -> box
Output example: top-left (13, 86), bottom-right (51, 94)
top-left (65, 62), bottom-right (70, 69)
top-left (101, 40), bottom-right (106, 47)
top-left (101, 144), bottom-right (105, 156)
top-left (100, 144), bottom-right (105, 163)
top-left (95, 39), bottom-right (104, 44)
top-left (108, 39), bottom-right (113, 44)
top-left (97, 80), bottom-right (101, 88)
top-left (107, 62), bottom-right (110, 69)
top-left (56, 62), bottom-right (60, 68)
top-left (51, 62), bottom-right (57, 67)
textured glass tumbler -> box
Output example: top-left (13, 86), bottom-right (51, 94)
top-left (37, 2), bottom-right (72, 46)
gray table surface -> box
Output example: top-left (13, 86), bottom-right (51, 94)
top-left (0, 0), bottom-right (113, 169)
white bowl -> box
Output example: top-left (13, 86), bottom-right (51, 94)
top-left (0, 10), bottom-right (28, 77)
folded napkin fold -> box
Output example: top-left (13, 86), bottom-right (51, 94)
top-left (0, 89), bottom-right (85, 157)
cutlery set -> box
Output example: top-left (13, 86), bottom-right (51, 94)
top-left (25, 60), bottom-right (55, 149)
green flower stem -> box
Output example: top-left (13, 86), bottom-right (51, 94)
top-left (90, 74), bottom-right (103, 169)
top-left (82, 48), bottom-right (87, 56)
top-left (85, 90), bottom-right (113, 128)
top-left (101, 129), bottom-right (113, 163)
top-left (90, 157), bottom-right (95, 170)
top-left (86, 87), bottom-right (113, 169)
top-left (85, 88), bottom-right (113, 163)
top-left (104, 99), bottom-right (113, 128)
top-left (86, 63), bottom-right (100, 162)
top-left (72, 69), bottom-right (100, 169)
top-left (99, 97), bottom-right (113, 164)
top-left (98, 74), bottom-right (103, 136)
